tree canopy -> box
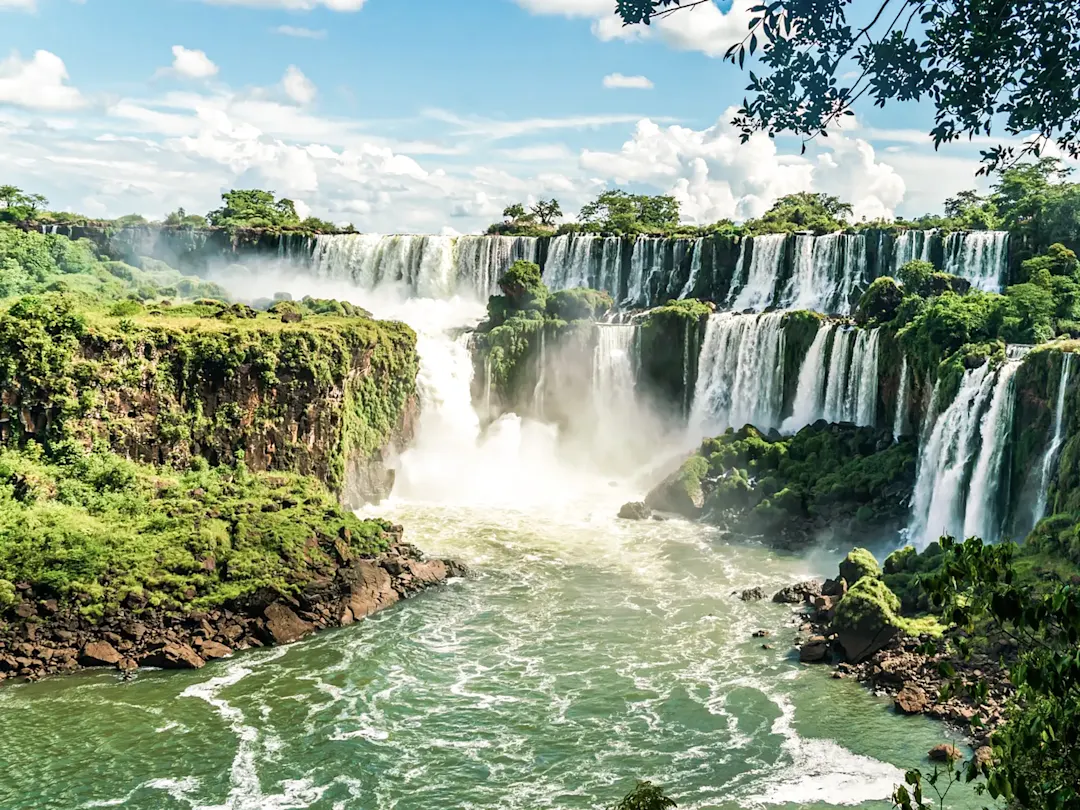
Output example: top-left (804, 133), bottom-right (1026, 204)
top-left (616, 1), bottom-right (1080, 174)
top-left (579, 189), bottom-right (680, 234)
top-left (206, 189), bottom-right (302, 230)
top-left (0, 186), bottom-right (48, 224)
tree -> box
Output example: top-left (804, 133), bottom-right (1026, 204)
top-left (612, 781), bottom-right (676, 810)
top-left (164, 208), bottom-right (209, 228)
top-left (616, 1), bottom-right (1080, 174)
top-left (502, 203), bottom-right (530, 223)
top-left (579, 190), bottom-right (680, 233)
top-left (0, 185), bottom-right (48, 222)
top-left (748, 192), bottom-right (853, 233)
top-left (207, 190), bottom-right (302, 230)
top-left (530, 198), bottom-right (562, 227)
top-left (894, 536), bottom-right (1080, 809)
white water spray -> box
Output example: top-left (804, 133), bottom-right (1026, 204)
top-left (1032, 352), bottom-right (1074, 527)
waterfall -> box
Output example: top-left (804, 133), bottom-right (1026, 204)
top-left (944, 231), bottom-right (1010, 292)
top-left (689, 312), bottom-right (787, 436)
top-left (1032, 353), bottom-right (1075, 526)
top-left (729, 234), bottom-right (786, 311)
top-left (311, 233), bottom-right (537, 300)
top-left (533, 329), bottom-right (547, 419)
top-left (678, 239), bottom-right (704, 299)
top-left (781, 233), bottom-right (869, 314)
top-left (624, 238), bottom-right (654, 307)
top-left (962, 351), bottom-right (1025, 541)
top-left (909, 347), bottom-right (1029, 548)
top-left (594, 324), bottom-right (637, 408)
top-left (455, 235), bottom-right (539, 297)
top-left (893, 357), bottom-right (910, 439)
top-left (818, 327), bottom-right (880, 425)
top-left (545, 234), bottom-right (597, 292)
top-left (597, 237), bottom-right (623, 300)
top-left (893, 229), bottom-right (935, 271)
top-left (782, 321), bottom-right (834, 432)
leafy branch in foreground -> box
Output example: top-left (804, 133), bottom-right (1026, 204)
top-left (616, 1), bottom-right (1080, 174)
top-left (893, 535), bottom-right (1080, 809)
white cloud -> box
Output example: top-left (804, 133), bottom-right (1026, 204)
top-left (168, 46), bottom-right (219, 79)
top-left (0, 50), bottom-right (84, 110)
top-left (0, 0), bottom-right (36, 10)
top-left (580, 111), bottom-right (905, 223)
top-left (603, 73), bottom-right (653, 90)
top-left (516, 0), bottom-right (752, 57)
top-left (500, 144), bottom-right (573, 161)
top-left (282, 66), bottom-right (316, 104)
top-left (274, 25), bottom-right (327, 39)
top-left (204, 0), bottom-right (365, 8)
top-left (425, 108), bottom-right (659, 140)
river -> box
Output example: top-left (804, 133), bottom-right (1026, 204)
top-left (0, 276), bottom-right (983, 810)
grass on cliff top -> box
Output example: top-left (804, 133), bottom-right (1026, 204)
top-left (0, 443), bottom-right (396, 621)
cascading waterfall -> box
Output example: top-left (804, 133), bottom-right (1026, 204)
top-left (820, 327), bottom-right (881, 425)
top-left (893, 357), bottom-right (910, 439)
top-left (544, 234), bottom-right (598, 292)
top-left (962, 348), bottom-right (1027, 542)
top-left (678, 239), bottom-right (704, 299)
top-left (454, 235), bottom-right (539, 297)
top-left (909, 347), bottom-right (1029, 548)
top-left (533, 329), bottom-right (547, 419)
top-left (593, 324), bottom-right (638, 410)
top-left (729, 234), bottom-right (787, 311)
top-left (1032, 352), bottom-right (1075, 526)
top-left (689, 312), bottom-right (787, 436)
top-left (944, 231), bottom-right (1010, 292)
top-left (782, 233), bottom-right (869, 314)
top-left (783, 322), bottom-right (834, 432)
top-left (893, 229), bottom-right (935, 271)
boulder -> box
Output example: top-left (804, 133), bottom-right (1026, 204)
top-left (799, 636), bottom-right (830, 663)
top-left (974, 746), bottom-right (994, 768)
top-left (813, 595), bottom-right (838, 616)
top-left (644, 456), bottom-right (708, 518)
top-left (340, 561), bottom-right (400, 625)
top-left (80, 641), bottom-right (123, 667)
top-left (839, 548), bottom-right (881, 586)
top-left (196, 640), bottom-right (234, 660)
top-left (895, 683), bottom-right (929, 714)
top-left (822, 577), bottom-right (848, 597)
top-left (618, 501), bottom-right (652, 520)
top-left (739, 587), bottom-right (767, 602)
top-left (832, 577), bottom-right (904, 663)
top-left (928, 744), bottom-right (963, 763)
top-left (772, 580), bottom-right (823, 604)
top-left (140, 643), bottom-right (205, 670)
top-left (263, 602), bottom-right (315, 645)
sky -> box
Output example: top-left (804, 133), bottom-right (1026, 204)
top-left (0, 0), bottom-right (1013, 233)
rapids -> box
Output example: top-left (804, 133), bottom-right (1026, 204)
top-left (0, 271), bottom-right (984, 810)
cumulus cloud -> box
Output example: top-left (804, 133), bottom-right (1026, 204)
top-left (167, 46), bottom-right (219, 79)
top-left (282, 66), bottom-right (316, 104)
top-left (274, 25), bottom-right (327, 39)
top-left (581, 112), bottom-right (905, 223)
top-left (516, 0), bottom-right (752, 57)
top-left (603, 73), bottom-right (653, 90)
top-left (0, 50), bottom-right (85, 110)
top-left (0, 0), bottom-right (36, 10)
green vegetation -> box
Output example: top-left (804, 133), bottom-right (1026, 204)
top-left (487, 199), bottom-right (563, 236)
top-left (0, 441), bottom-right (396, 621)
top-left (577, 190), bottom-right (680, 235)
top-left (650, 423), bottom-right (918, 547)
top-left (742, 192), bottom-right (853, 235)
top-left (619, 2), bottom-right (1080, 176)
top-left (838, 547), bottom-right (881, 585)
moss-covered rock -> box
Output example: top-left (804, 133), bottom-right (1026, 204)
top-left (645, 455), bottom-right (708, 518)
top-left (832, 576), bottom-right (905, 662)
top-left (856, 277), bottom-right (904, 326)
top-left (547, 288), bottom-right (613, 321)
top-left (839, 548), bottom-right (881, 585)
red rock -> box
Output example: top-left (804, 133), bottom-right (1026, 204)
top-left (263, 603), bottom-right (314, 645)
top-left (140, 643), bottom-right (205, 670)
top-left (928, 744), bottom-right (963, 763)
top-left (196, 640), bottom-right (233, 660)
top-left (895, 683), bottom-right (929, 714)
top-left (80, 641), bottom-right (123, 667)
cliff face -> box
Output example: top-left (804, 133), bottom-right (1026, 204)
top-left (0, 297), bottom-right (418, 506)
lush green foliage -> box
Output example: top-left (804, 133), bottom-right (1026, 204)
top-left (578, 190), bottom-right (680, 234)
top-left (0, 442), bottom-right (395, 620)
top-left (207, 189), bottom-right (302, 231)
top-left (743, 192), bottom-right (852, 235)
top-left (896, 536), bottom-right (1080, 809)
top-left (618, 2), bottom-right (1080, 174)
top-left (0, 185), bottom-right (49, 223)
top-left (612, 781), bottom-right (676, 810)
top-left (547, 288), bottom-right (613, 322)
top-left (487, 200), bottom-right (562, 236)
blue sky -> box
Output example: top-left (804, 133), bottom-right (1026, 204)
top-left (0, 0), bottom-right (1007, 232)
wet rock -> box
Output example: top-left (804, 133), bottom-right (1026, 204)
top-left (752, 630), bottom-right (771, 638)
top-left (618, 501), bottom-right (651, 521)
top-left (739, 587), bottom-right (767, 602)
top-left (929, 744), bottom-right (963, 763)
top-left (895, 683), bottom-right (929, 714)
top-left (263, 603), bottom-right (314, 646)
top-left (800, 636), bottom-right (830, 663)
top-left (772, 580), bottom-right (823, 604)
top-left (196, 640), bottom-right (233, 660)
top-left (79, 641), bottom-right (123, 668)
top-left (140, 643), bottom-right (205, 670)
top-left (822, 577), bottom-right (847, 598)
